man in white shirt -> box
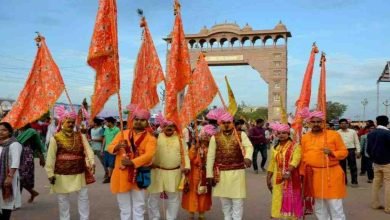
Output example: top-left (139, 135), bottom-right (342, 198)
top-left (337, 118), bottom-right (361, 187)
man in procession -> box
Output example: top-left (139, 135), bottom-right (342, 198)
top-left (45, 106), bottom-right (95, 220)
top-left (147, 113), bottom-right (190, 220)
top-left (300, 109), bottom-right (348, 220)
top-left (107, 105), bottom-right (157, 220)
top-left (206, 108), bottom-right (253, 220)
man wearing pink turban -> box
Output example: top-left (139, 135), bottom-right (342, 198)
top-left (147, 113), bottom-right (190, 220)
top-left (205, 108), bottom-right (253, 220)
top-left (107, 104), bottom-right (157, 220)
top-left (299, 109), bottom-right (348, 220)
top-left (45, 105), bottom-right (95, 220)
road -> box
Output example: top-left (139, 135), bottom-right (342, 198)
top-left (12, 158), bottom-right (389, 220)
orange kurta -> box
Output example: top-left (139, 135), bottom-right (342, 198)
top-left (182, 142), bottom-right (212, 213)
top-left (300, 130), bottom-right (348, 199)
top-left (107, 130), bottom-right (157, 194)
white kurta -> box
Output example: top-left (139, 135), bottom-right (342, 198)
top-left (0, 142), bottom-right (22, 210)
top-left (45, 134), bottom-right (95, 194)
top-left (147, 133), bottom-right (190, 194)
top-left (206, 132), bottom-right (253, 199)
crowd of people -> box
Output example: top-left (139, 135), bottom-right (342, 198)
top-left (0, 105), bottom-right (389, 220)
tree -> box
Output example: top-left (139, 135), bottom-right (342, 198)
top-left (235, 105), bottom-right (268, 122)
top-left (326, 101), bottom-right (347, 121)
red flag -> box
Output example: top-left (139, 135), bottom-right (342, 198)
top-left (2, 35), bottom-right (65, 129)
top-left (317, 52), bottom-right (327, 119)
top-left (180, 53), bottom-right (218, 127)
top-left (292, 43), bottom-right (319, 140)
top-left (164, 0), bottom-right (191, 130)
top-left (131, 16), bottom-right (164, 111)
top-left (87, 0), bottom-right (119, 120)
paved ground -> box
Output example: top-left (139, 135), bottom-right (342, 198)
top-left (12, 157), bottom-right (389, 220)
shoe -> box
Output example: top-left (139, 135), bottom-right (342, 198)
top-left (102, 177), bottom-right (110, 184)
top-left (350, 183), bottom-right (359, 188)
top-left (261, 167), bottom-right (266, 172)
top-left (254, 170), bottom-right (259, 174)
top-left (359, 172), bottom-right (366, 176)
top-left (367, 180), bottom-right (373, 183)
top-left (372, 205), bottom-right (384, 210)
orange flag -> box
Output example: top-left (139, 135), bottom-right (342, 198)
top-left (317, 52), bottom-right (327, 119)
top-left (87, 0), bottom-right (119, 120)
top-left (180, 53), bottom-right (218, 127)
top-left (292, 43), bottom-right (319, 141)
top-left (2, 35), bottom-right (65, 129)
top-left (131, 15), bottom-right (164, 111)
top-left (164, 0), bottom-right (191, 130)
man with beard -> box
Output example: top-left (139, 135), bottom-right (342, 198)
top-left (147, 113), bottom-right (190, 220)
top-left (107, 105), bottom-right (156, 220)
top-left (206, 108), bottom-right (253, 220)
top-left (45, 106), bottom-right (95, 220)
top-left (300, 108), bottom-right (348, 220)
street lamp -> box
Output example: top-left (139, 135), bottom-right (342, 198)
top-left (361, 98), bottom-right (368, 121)
top-left (383, 99), bottom-right (390, 117)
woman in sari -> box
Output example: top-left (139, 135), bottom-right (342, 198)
top-left (266, 122), bottom-right (303, 219)
top-left (182, 125), bottom-right (216, 220)
top-left (0, 122), bottom-right (22, 220)
top-left (16, 124), bottom-right (46, 203)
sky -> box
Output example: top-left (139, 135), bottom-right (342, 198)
top-left (0, 0), bottom-right (389, 120)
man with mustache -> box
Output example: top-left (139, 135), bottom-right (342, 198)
top-left (300, 109), bottom-right (348, 220)
top-left (206, 108), bottom-right (253, 220)
top-left (107, 105), bottom-right (157, 220)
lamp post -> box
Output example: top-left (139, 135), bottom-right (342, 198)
top-left (383, 99), bottom-right (390, 117)
top-left (361, 98), bottom-right (368, 121)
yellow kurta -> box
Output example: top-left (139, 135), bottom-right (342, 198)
top-left (267, 142), bottom-right (301, 219)
top-left (45, 134), bottom-right (95, 194)
top-left (148, 133), bottom-right (190, 193)
top-left (206, 132), bottom-right (253, 199)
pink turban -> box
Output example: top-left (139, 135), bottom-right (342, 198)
top-left (299, 107), bottom-right (325, 121)
top-left (126, 104), bottom-right (150, 120)
top-left (207, 108), bottom-right (233, 123)
top-left (200, 124), bottom-right (218, 136)
top-left (155, 112), bottom-right (174, 128)
top-left (55, 105), bottom-right (77, 123)
top-left (269, 122), bottom-right (290, 132)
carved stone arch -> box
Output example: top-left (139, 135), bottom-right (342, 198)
top-left (188, 39), bottom-right (196, 48)
top-left (241, 36), bottom-right (251, 46)
top-left (263, 35), bottom-right (273, 46)
top-left (199, 39), bottom-right (207, 48)
top-left (164, 22), bottom-right (291, 121)
top-left (220, 38), bottom-right (228, 47)
top-left (230, 37), bottom-right (240, 47)
top-left (252, 36), bottom-right (262, 46)
top-left (275, 35), bottom-right (285, 45)
top-left (209, 38), bottom-right (217, 48)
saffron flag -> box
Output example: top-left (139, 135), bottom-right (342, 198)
top-left (131, 16), bottom-right (164, 112)
top-left (225, 76), bottom-right (238, 116)
top-left (291, 43), bottom-right (319, 141)
top-left (87, 0), bottom-right (119, 120)
top-left (180, 53), bottom-right (218, 127)
top-left (164, 0), bottom-right (191, 130)
top-left (2, 35), bottom-right (65, 129)
top-left (317, 52), bottom-right (327, 119)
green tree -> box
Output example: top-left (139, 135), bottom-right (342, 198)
top-left (235, 105), bottom-right (268, 122)
top-left (326, 101), bottom-right (347, 121)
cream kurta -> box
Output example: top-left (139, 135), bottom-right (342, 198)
top-left (45, 134), bottom-right (95, 194)
top-left (148, 133), bottom-right (190, 193)
top-left (206, 132), bottom-right (253, 199)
